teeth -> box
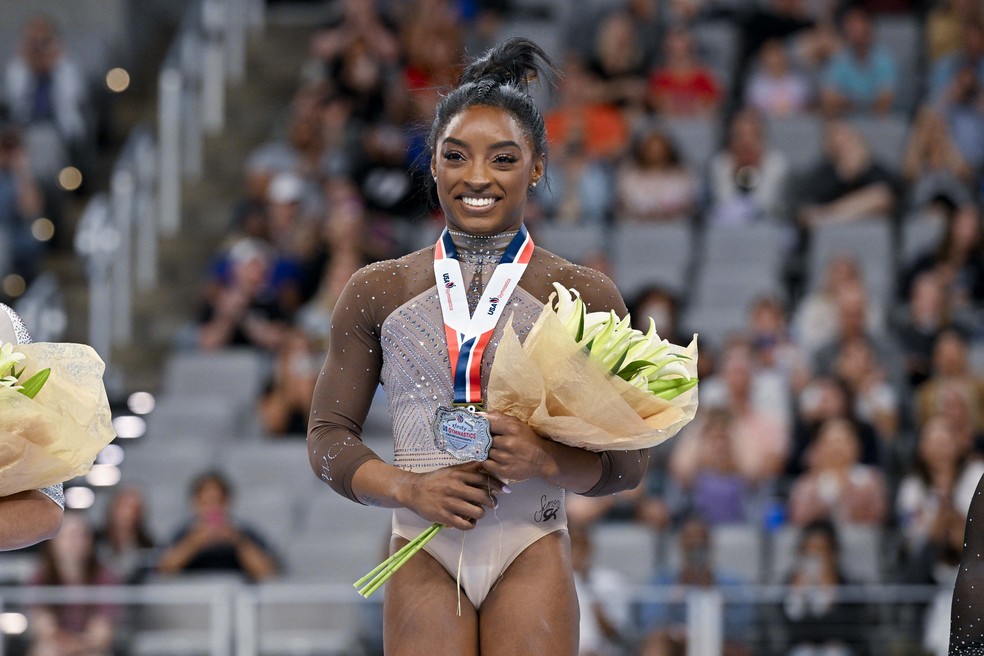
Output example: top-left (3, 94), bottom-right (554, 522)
top-left (462, 197), bottom-right (495, 208)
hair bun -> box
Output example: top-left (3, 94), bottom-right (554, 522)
top-left (459, 37), bottom-right (555, 92)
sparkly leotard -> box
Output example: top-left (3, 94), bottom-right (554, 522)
top-left (0, 303), bottom-right (64, 509)
top-left (950, 472), bottom-right (984, 654)
top-left (308, 228), bottom-right (648, 607)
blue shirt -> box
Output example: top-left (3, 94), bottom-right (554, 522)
top-left (822, 47), bottom-right (897, 108)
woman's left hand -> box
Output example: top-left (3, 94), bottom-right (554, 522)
top-left (482, 411), bottom-right (558, 484)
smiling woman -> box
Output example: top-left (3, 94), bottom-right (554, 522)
top-left (307, 38), bottom-right (649, 656)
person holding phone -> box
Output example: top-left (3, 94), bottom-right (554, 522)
top-left (156, 470), bottom-right (279, 582)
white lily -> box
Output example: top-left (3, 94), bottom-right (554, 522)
top-left (550, 283), bottom-right (586, 339)
top-left (0, 341), bottom-right (25, 378)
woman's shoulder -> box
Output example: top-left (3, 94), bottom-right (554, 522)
top-left (347, 248), bottom-right (433, 286)
top-left (530, 247), bottom-right (626, 313)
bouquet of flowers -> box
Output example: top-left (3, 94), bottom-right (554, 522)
top-left (354, 284), bottom-right (698, 597)
top-left (0, 341), bottom-right (116, 497)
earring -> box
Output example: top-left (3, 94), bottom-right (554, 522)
top-left (530, 180), bottom-right (538, 189)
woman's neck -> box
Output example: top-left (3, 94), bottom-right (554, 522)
top-left (447, 227), bottom-right (520, 256)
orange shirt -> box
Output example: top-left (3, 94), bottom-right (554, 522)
top-left (545, 104), bottom-right (629, 160)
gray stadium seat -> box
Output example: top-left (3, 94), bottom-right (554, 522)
top-left (901, 210), bottom-right (945, 264)
top-left (662, 116), bottom-right (723, 170)
top-left (593, 521), bottom-right (659, 581)
top-left (766, 115), bottom-right (824, 173)
top-left (808, 219), bottom-right (895, 302)
top-left (665, 523), bottom-right (765, 584)
top-left (873, 15), bottom-right (922, 113)
top-left (161, 348), bottom-right (271, 401)
top-left (849, 114), bottom-right (910, 174)
top-left (532, 224), bottom-right (607, 265)
top-left (612, 222), bottom-right (695, 299)
top-left (767, 523), bottom-right (884, 584)
top-left (693, 20), bottom-right (740, 96)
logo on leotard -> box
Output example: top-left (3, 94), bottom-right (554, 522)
top-left (534, 495), bottom-right (560, 522)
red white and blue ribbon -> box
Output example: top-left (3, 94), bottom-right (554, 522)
top-left (434, 225), bottom-right (534, 406)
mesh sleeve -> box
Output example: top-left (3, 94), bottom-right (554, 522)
top-left (950, 472), bottom-right (984, 654)
top-left (306, 266), bottom-right (387, 503)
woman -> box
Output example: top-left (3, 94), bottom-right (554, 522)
top-left (28, 511), bottom-right (119, 656)
top-left (307, 38), bottom-right (647, 655)
top-left (614, 127), bottom-right (697, 223)
top-left (96, 485), bottom-right (156, 584)
top-left (949, 469), bottom-right (984, 653)
top-left (0, 302), bottom-right (63, 551)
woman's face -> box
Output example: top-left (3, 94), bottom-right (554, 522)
top-left (432, 105), bottom-right (542, 236)
top-left (640, 134), bottom-right (671, 167)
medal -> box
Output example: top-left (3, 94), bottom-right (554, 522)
top-left (432, 226), bottom-right (534, 461)
top-left (433, 405), bottom-right (493, 461)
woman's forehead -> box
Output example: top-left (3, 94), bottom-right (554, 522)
top-left (440, 106), bottom-right (529, 147)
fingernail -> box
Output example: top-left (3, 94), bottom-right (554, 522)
top-left (502, 485), bottom-right (511, 494)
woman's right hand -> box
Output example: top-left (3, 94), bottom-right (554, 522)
top-left (400, 462), bottom-right (504, 531)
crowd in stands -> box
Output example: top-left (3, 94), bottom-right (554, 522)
top-left (3, 0), bottom-right (984, 654)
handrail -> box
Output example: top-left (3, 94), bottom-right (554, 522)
top-left (0, 581), bottom-right (951, 656)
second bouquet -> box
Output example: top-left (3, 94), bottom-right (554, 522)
top-left (486, 282), bottom-right (699, 451)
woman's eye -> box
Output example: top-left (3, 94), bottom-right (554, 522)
top-left (443, 151), bottom-right (464, 161)
top-left (493, 154), bottom-right (517, 164)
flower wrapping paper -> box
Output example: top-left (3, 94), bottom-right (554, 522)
top-left (0, 342), bottom-right (115, 496)
top-left (487, 306), bottom-right (699, 451)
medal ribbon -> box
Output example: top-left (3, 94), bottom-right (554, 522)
top-left (434, 225), bottom-right (534, 405)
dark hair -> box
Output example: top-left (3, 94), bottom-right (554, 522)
top-left (37, 510), bottom-right (102, 586)
top-left (190, 469), bottom-right (233, 500)
top-left (427, 37), bottom-right (556, 160)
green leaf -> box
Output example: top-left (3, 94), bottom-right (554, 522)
top-left (17, 368), bottom-right (50, 399)
top-left (616, 359), bottom-right (655, 380)
top-left (654, 378), bottom-right (698, 400)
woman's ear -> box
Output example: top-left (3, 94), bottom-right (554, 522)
top-left (430, 156), bottom-right (438, 183)
top-left (531, 155), bottom-right (545, 186)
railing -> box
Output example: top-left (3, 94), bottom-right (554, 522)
top-left (74, 0), bottom-right (263, 384)
top-left (0, 582), bottom-right (951, 656)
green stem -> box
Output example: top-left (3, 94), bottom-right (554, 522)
top-left (355, 523), bottom-right (442, 597)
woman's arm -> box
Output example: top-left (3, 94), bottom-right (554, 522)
top-left (307, 264), bottom-right (502, 530)
top-left (949, 472), bottom-right (984, 652)
top-left (0, 491), bottom-right (63, 551)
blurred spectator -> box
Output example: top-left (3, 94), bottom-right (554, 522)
top-left (562, 0), bottom-right (661, 73)
top-left (638, 515), bottom-right (753, 655)
top-left (672, 345), bottom-right (788, 484)
top-left (900, 202), bottom-right (984, 312)
top-left (707, 108), bottom-right (790, 225)
top-left (157, 470), bottom-right (279, 582)
top-left (928, 20), bottom-right (984, 102)
top-left (747, 295), bottom-right (811, 400)
top-left (832, 337), bottom-right (899, 443)
top-left (647, 26), bottom-right (722, 117)
top-left (780, 519), bottom-right (867, 656)
top-left (793, 253), bottom-right (883, 355)
top-left (583, 10), bottom-right (650, 112)
top-left (0, 126), bottom-right (45, 279)
top-left (615, 127), bottom-right (698, 222)
top-left (819, 6), bottom-right (897, 115)
top-left (543, 58), bottom-right (630, 161)
top-left (195, 238), bottom-right (294, 351)
top-left (400, 0), bottom-right (465, 121)
top-left (896, 416), bottom-right (984, 562)
top-left (95, 486), bottom-right (156, 585)
top-left (668, 407), bottom-right (758, 525)
top-left (260, 327), bottom-right (322, 436)
top-left (915, 330), bottom-right (984, 432)
top-left (28, 511), bottom-right (120, 656)
top-left (891, 270), bottom-right (953, 388)
top-left (3, 14), bottom-right (90, 172)
top-left (307, 0), bottom-right (400, 93)
top-left (295, 178), bottom-right (366, 346)
top-left (629, 285), bottom-right (682, 344)
top-left (536, 138), bottom-right (615, 226)
top-left (744, 38), bottom-right (813, 117)
top-left (568, 521), bottom-right (632, 656)
top-left (901, 107), bottom-right (976, 210)
top-left (812, 283), bottom-right (895, 389)
top-left (935, 60), bottom-right (984, 173)
top-left (351, 123), bottom-right (431, 258)
top-left (925, 0), bottom-right (983, 63)
top-left (795, 120), bottom-right (896, 228)
top-left (788, 417), bottom-right (888, 527)
top-left (786, 375), bottom-right (882, 477)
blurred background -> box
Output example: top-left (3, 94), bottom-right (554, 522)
top-left (0, 0), bottom-right (983, 654)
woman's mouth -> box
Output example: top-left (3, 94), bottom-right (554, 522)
top-left (459, 195), bottom-right (499, 212)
